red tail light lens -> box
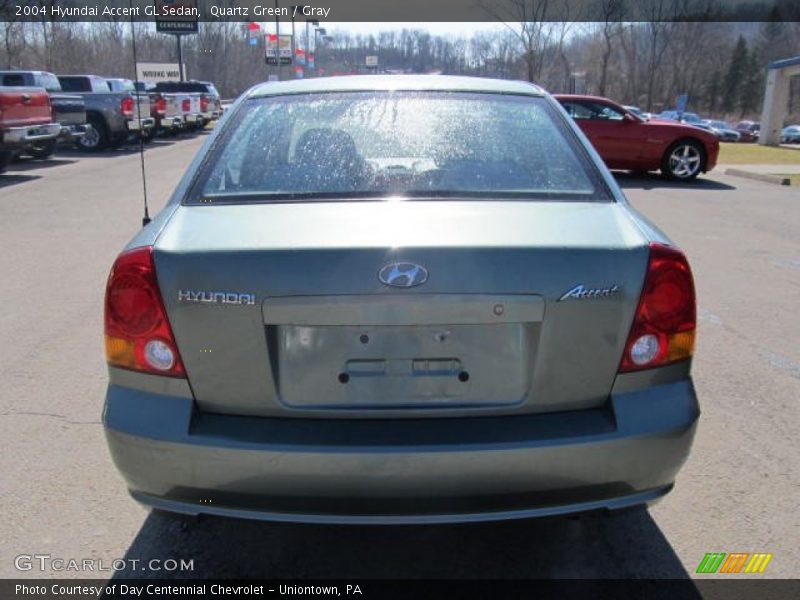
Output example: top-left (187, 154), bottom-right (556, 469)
top-left (121, 95), bottom-right (135, 118)
top-left (154, 96), bottom-right (167, 117)
top-left (105, 247), bottom-right (185, 377)
top-left (200, 95), bottom-right (209, 112)
top-left (619, 243), bottom-right (696, 372)
top-left (182, 98), bottom-right (190, 112)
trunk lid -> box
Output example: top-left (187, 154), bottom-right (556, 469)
top-left (0, 87), bottom-right (52, 128)
top-left (49, 93), bottom-right (86, 126)
top-left (131, 92), bottom-right (151, 119)
top-left (154, 200), bottom-right (649, 418)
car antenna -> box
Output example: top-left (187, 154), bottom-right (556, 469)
top-left (129, 5), bottom-right (151, 227)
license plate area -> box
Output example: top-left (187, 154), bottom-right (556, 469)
top-left (263, 295), bottom-right (543, 410)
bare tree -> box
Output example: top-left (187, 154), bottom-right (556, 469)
top-left (480, 0), bottom-right (562, 83)
top-left (594, 0), bottom-right (625, 96)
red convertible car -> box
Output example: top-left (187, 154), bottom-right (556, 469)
top-left (555, 94), bottom-right (719, 181)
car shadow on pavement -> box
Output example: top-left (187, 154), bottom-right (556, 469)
top-left (614, 172), bottom-right (736, 191)
top-left (8, 157), bottom-right (78, 172)
top-left (55, 142), bottom-right (179, 159)
top-left (113, 507), bottom-right (698, 582)
top-left (0, 173), bottom-right (42, 188)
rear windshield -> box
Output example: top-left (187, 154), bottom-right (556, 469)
top-left (34, 72), bottom-right (61, 92)
top-left (58, 77), bottom-right (88, 92)
top-left (156, 82), bottom-right (207, 93)
top-left (190, 91), bottom-right (610, 204)
top-left (108, 79), bottom-right (135, 92)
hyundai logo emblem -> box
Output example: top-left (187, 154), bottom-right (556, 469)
top-left (378, 262), bottom-right (429, 288)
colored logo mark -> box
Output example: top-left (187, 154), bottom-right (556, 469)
top-left (696, 552), bottom-right (773, 574)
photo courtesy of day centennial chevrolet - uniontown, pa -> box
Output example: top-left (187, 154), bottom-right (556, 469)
top-left (102, 75), bottom-right (699, 524)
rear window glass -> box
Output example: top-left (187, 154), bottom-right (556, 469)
top-left (108, 79), bottom-right (135, 92)
top-left (156, 82), bottom-right (205, 93)
top-left (190, 91), bottom-right (610, 204)
top-left (2, 73), bottom-right (26, 86)
top-left (34, 73), bottom-right (61, 92)
top-left (58, 77), bottom-right (89, 92)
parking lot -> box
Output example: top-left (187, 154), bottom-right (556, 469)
top-left (0, 134), bottom-right (798, 580)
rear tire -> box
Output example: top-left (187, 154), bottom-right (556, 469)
top-left (661, 139), bottom-right (705, 181)
top-left (0, 151), bottom-right (12, 174)
top-left (28, 139), bottom-right (57, 160)
top-left (78, 115), bottom-right (110, 151)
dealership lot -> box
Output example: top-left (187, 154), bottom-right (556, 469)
top-left (0, 136), bottom-right (797, 579)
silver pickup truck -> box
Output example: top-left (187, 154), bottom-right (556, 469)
top-left (57, 75), bottom-right (154, 151)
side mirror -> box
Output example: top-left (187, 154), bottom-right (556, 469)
top-left (623, 113), bottom-right (637, 123)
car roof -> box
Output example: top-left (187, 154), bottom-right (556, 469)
top-left (58, 74), bottom-right (106, 79)
top-left (249, 75), bottom-right (545, 98)
top-left (0, 70), bottom-right (51, 75)
top-left (552, 94), bottom-right (617, 103)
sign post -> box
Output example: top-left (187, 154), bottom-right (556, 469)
top-left (154, 0), bottom-right (199, 82)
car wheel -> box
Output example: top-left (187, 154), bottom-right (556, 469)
top-left (141, 128), bottom-right (156, 143)
top-left (0, 151), bottom-right (12, 174)
top-left (78, 116), bottom-right (110, 151)
top-left (28, 139), bottom-right (57, 160)
top-left (662, 140), bottom-right (705, 181)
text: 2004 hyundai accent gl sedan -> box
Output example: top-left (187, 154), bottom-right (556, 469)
top-left (103, 76), bottom-right (699, 524)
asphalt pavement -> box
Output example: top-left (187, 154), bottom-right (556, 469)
top-left (0, 136), bottom-right (797, 580)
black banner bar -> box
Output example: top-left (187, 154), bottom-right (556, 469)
top-left (2, 0), bottom-right (800, 23)
top-left (2, 579), bottom-right (800, 600)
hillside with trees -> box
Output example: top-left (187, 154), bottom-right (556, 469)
top-left (1, 9), bottom-right (798, 121)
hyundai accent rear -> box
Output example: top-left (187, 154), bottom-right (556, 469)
top-left (103, 76), bottom-right (699, 524)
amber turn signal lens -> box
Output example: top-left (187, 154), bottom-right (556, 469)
top-left (667, 330), bottom-right (695, 362)
top-left (105, 335), bottom-right (136, 369)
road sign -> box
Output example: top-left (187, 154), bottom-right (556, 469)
top-left (154, 0), bottom-right (198, 34)
top-left (136, 62), bottom-right (184, 82)
top-left (266, 34), bottom-right (292, 60)
top-left (366, 55), bottom-right (378, 67)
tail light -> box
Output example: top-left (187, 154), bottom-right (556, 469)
top-left (105, 247), bottom-right (185, 377)
top-left (121, 95), bottom-right (135, 118)
top-left (154, 95), bottom-right (167, 117)
top-left (182, 98), bottom-right (190, 112)
top-left (619, 243), bottom-right (696, 372)
top-left (200, 95), bottom-right (209, 112)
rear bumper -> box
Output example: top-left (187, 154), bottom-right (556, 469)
top-left (58, 123), bottom-right (87, 141)
top-left (126, 117), bottom-right (155, 132)
top-left (1, 122), bottom-right (61, 146)
top-left (157, 115), bottom-right (183, 129)
top-left (104, 379), bottom-right (699, 524)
